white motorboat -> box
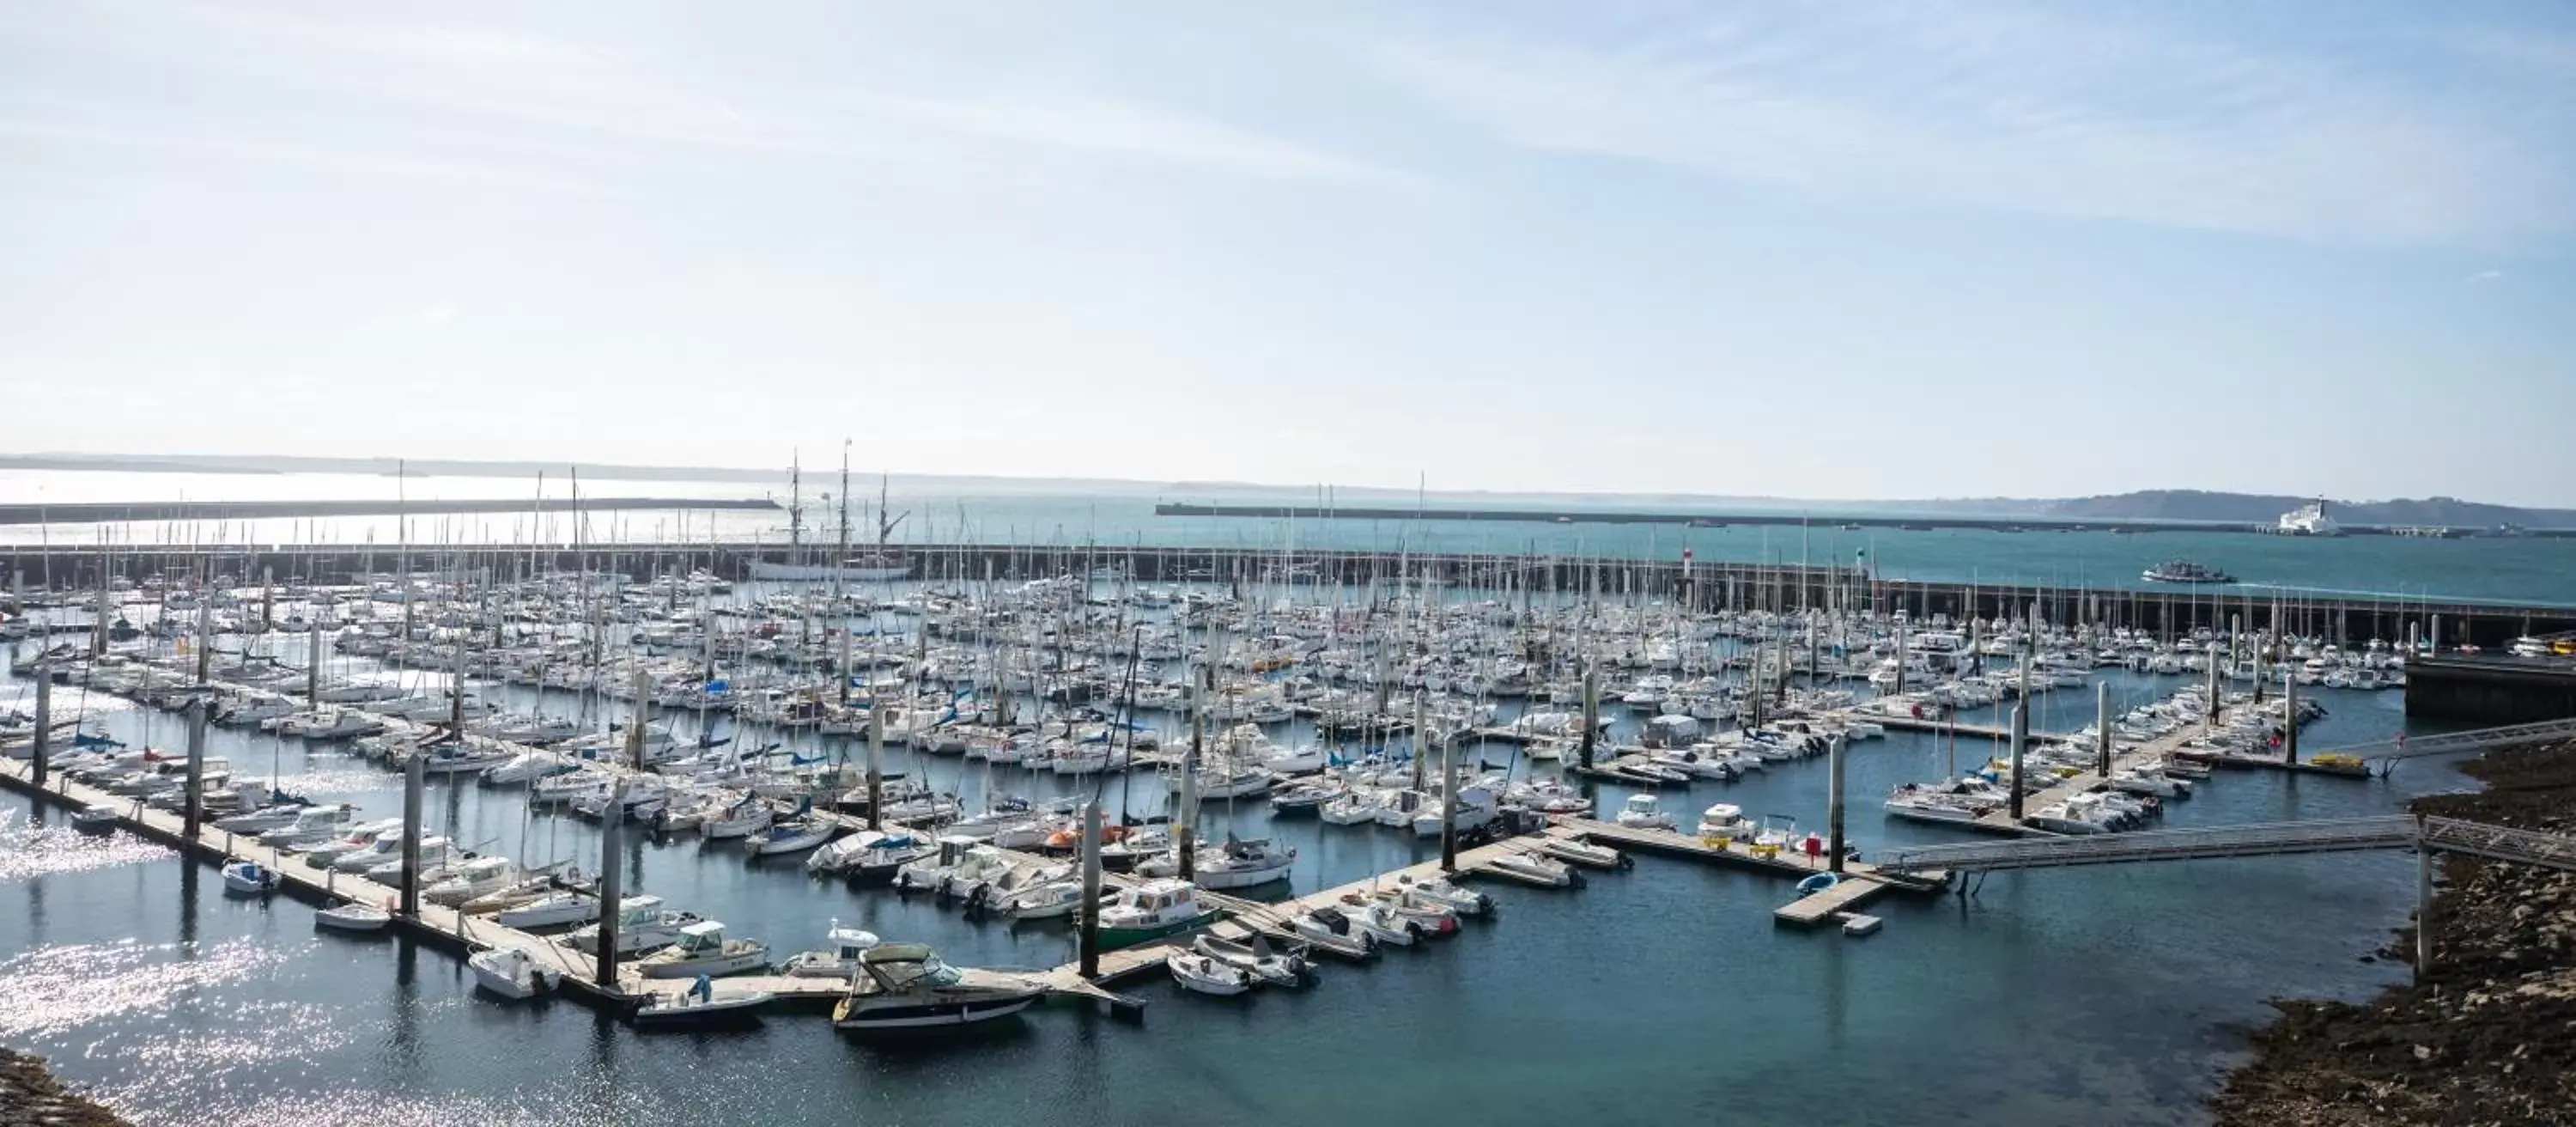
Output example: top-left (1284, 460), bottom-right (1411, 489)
top-left (1484, 851), bottom-right (1580, 888)
top-left (779, 920), bottom-right (883, 978)
top-left (468, 947), bottom-right (561, 1000)
top-left (301, 819), bottom-right (404, 864)
top-left (1168, 953), bottom-right (1255, 996)
top-left (566, 895), bottom-right (696, 954)
top-left (635, 921), bottom-right (771, 978)
top-left (1696, 802), bottom-right (1753, 841)
top-left (222, 861), bottom-right (281, 895)
top-left (258, 804), bottom-right (358, 849)
top-left (995, 880), bottom-right (1084, 921)
top-left (829, 944), bottom-right (1042, 1033)
top-left (1390, 874), bottom-right (1492, 917)
top-left (630, 986), bottom-right (771, 1027)
top-left (315, 904), bottom-right (392, 932)
top-left (1287, 905), bottom-right (1379, 958)
top-left (1091, 879), bottom-right (1218, 947)
top-left (1613, 793), bottom-right (1678, 832)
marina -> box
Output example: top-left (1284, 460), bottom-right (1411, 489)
top-left (0, 523), bottom-right (2548, 1126)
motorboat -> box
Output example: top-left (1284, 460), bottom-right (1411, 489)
top-left (1613, 793), bottom-right (1678, 832)
top-left (1696, 802), bottom-right (1753, 841)
top-left (300, 819), bottom-right (404, 864)
top-left (1287, 906), bottom-right (1379, 959)
top-left (631, 986), bottom-right (771, 1027)
top-left (830, 944), bottom-right (1043, 1033)
top-left (1190, 933), bottom-right (1310, 987)
top-left (1091, 879), bottom-right (1218, 948)
top-left (845, 832), bottom-right (938, 886)
top-left (1168, 952), bottom-right (1255, 996)
top-left (995, 879), bottom-right (1084, 921)
top-left (566, 895), bottom-right (696, 954)
top-left (70, 807), bottom-right (119, 834)
top-left (222, 861), bottom-right (281, 895)
top-left (1389, 874), bottom-right (1491, 917)
top-left (1534, 837), bottom-right (1630, 870)
top-left (315, 903), bottom-right (392, 932)
top-left (780, 920), bottom-right (884, 978)
top-left (1483, 851), bottom-right (1581, 888)
top-left (635, 921), bottom-right (771, 978)
top-left (257, 804), bottom-right (358, 849)
top-left (469, 947), bottom-right (562, 1000)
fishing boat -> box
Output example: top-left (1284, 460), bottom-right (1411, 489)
top-left (994, 878), bottom-right (1084, 921)
top-left (468, 947), bottom-right (562, 1000)
top-left (1091, 879), bottom-right (1219, 948)
top-left (829, 944), bottom-right (1043, 1033)
top-left (634, 921), bottom-right (771, 978)
top-left (1613, 793), bottom-right (1678, 832)
top-left (2141, 560), bottom-right (2236, 584)
top-left (222, 861), bottom-right (281, 895)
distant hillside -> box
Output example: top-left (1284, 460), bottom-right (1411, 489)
top-left (2040, 490), bottom-right (2576, 528)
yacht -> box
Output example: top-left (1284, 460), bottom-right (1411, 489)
top-left (829, 944), bottom-right (1042, 1033)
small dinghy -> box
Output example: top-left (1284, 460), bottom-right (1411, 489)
top-left (222, 861), bottom-right (281, 896)
top-left (1795, 872), bottom-right (1842, 896)
top-left (316, 903), bottom-right (392, 932)
top-left (70, 807), bottom-right (119, 835)
top-left (1168, 953), bottom-right (1255, 996)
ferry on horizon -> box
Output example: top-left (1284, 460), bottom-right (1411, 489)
top-left (2142, 559), bottom-right (2236, 584)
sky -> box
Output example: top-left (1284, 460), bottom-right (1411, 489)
top-left (2, 1), bottom-right (2572, 503)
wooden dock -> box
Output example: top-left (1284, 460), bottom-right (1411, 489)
top-left (1544, 818), bottom-right (1945, 928)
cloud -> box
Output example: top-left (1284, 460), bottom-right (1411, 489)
top-left (0, 118), bottom-right (594, 194)
top-left (841, 92), bottom-right (1416, 188)
top-left (2467, 269), bottom-right (2503, 283)
top-left (413, 304), bottom-right (458, 326)
top-left (1360, 3), bottom-right (2576, 247)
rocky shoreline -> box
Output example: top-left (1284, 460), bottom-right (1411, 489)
top-left (2212, 741), bottom-right (2576, 1126)
top-left (0, 1048), bottom-right (125, 1127)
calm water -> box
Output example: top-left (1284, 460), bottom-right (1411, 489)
top-left (3, 469), bottom-right (2573, 606)
top-left (0, 643), bottom-right (2485, 1126)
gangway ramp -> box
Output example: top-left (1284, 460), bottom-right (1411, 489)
top-left (2312, 717), bottom-right (2576, 765)
top-left (1872, 816), bottom-right (2419, 875)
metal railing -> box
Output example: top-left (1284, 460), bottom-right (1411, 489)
top-left (2309, 717), bottom-right (2576, 763)
top-left (1876, 813), bottom-right (2576, 876)
top-left (1874, 816), bottom-right (2418, 874)
top-left (2419, 815), bottom-right (2576, 874)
